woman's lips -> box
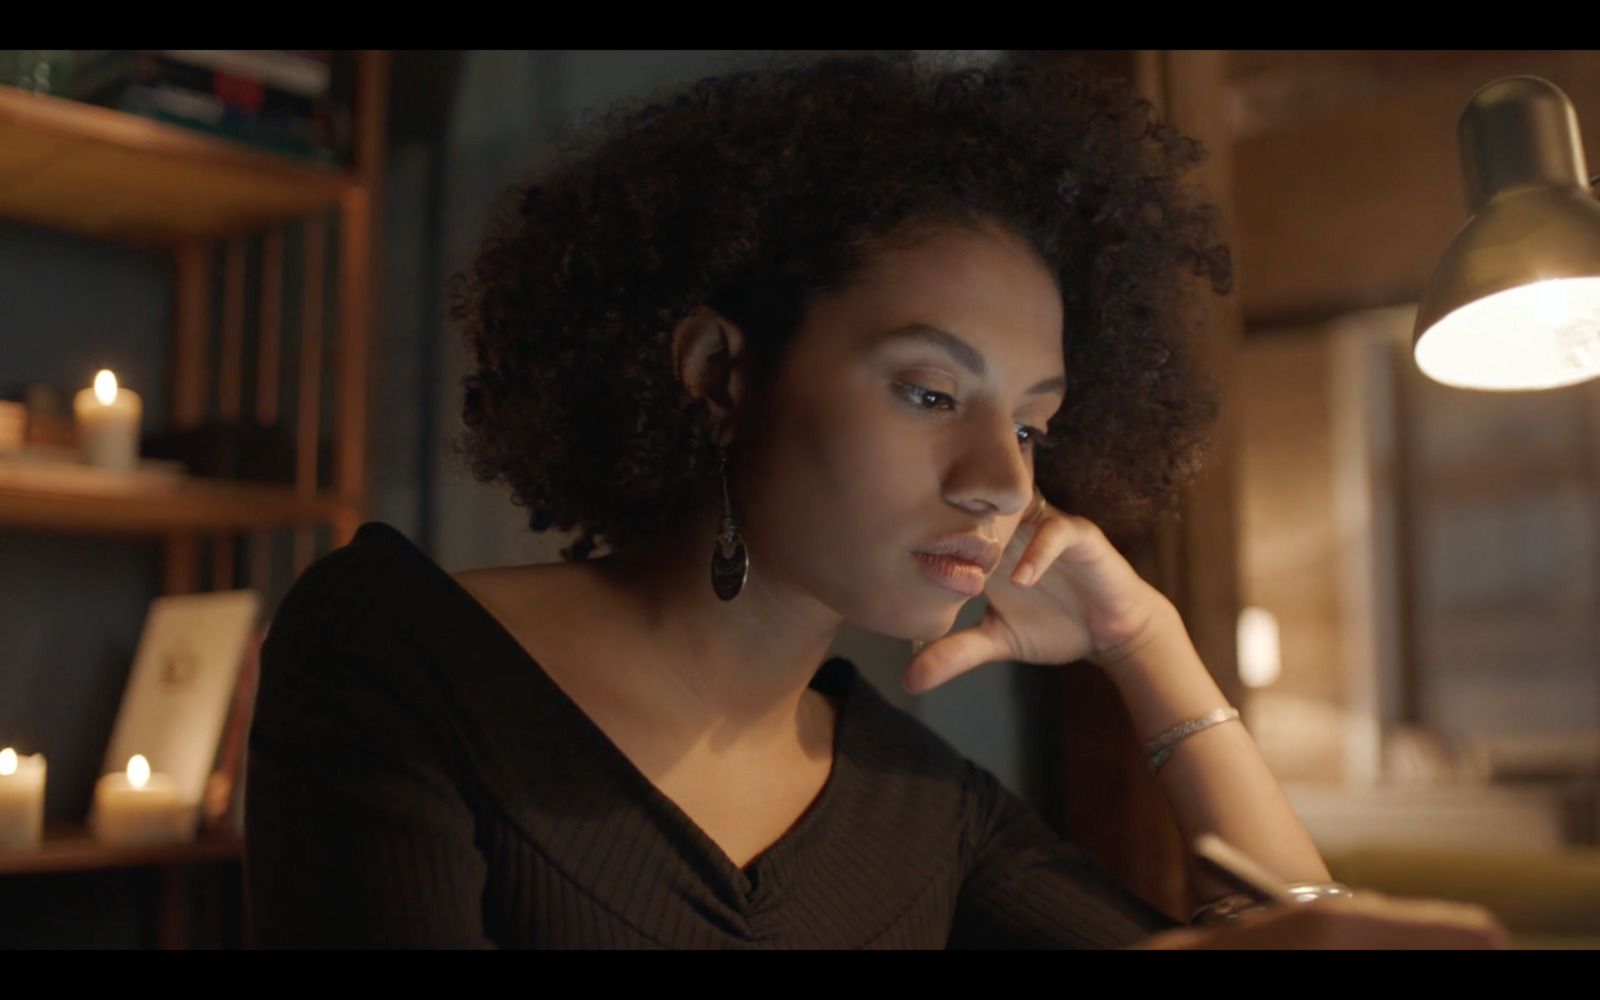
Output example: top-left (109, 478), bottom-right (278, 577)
top-left (913, 552), bottom-right (988, 597)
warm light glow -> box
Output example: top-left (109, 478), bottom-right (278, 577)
top-left (0, 748), bottom-right (16, 776)
top-left (1237, 607), bottom-right (1282, 689)
top-left (127, 754), bottom-right (150, 790)
top-left (93, 369), bottom-right (119, 405)
top-left (1415, 277), bottom-right (1600, 390)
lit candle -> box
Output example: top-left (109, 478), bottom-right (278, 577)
top-left (0, 747), bottom-right (47, 849)
top-left (73, 369), bottom-right (142, 471)
top-left (91, 755), bottom-right (194, 846)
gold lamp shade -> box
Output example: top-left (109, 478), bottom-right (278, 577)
top-left (1413, 76), bottom-right (1600, 391)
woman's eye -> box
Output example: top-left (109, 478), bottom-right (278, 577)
top-left (894, 382), bottom-right (957, 411)
top-left (1016, 424), bottom-right (1047, 448)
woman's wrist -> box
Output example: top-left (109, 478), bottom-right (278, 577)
top-left (1090, 595), bottom-right (1233, 745)
top-left (1084, 591), bottom-right (1336, 899)
top-left (1086, 587), bottom-right (1176, 672)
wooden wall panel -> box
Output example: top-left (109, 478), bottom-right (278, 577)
top-left (1230, 51), bottom-right (1600, 328)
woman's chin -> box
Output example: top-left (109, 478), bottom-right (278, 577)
top-left (845, 592), bottom-right (969, 644)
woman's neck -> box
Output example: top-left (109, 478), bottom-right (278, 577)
top-left (570, 511), bottom-right (844, 744)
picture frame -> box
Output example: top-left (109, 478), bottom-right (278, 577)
top-left (98, 590), bottom-right (261, 809)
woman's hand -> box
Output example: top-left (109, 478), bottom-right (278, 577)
top-left (904, 492), bottom-right (1168, 693)
top-left (1135, 894), bottom-right (1509, 950)
top-left (903, 492), bottom-right (1348, 908)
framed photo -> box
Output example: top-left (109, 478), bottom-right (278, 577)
top-left (100, 590), bottom-right (262, 807)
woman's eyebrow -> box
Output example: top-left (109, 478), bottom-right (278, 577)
top-left (883, 324), bottom-right (1066, 396)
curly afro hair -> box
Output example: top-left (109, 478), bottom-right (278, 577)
top-left (451, 52), bottom-right (1231, 560)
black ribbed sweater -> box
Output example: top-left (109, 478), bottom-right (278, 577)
top-left (244, 522), bottom-right (1176, 948)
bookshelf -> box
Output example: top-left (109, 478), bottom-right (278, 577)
top-left (0, 50), bottom-right (385, 578)
top-left (0, 51), bottom-right (389, 941)
top-left (0, 826), bottom-right (242, 877)
top-left (0, 457), bottom-right (354, 535)
top-left (0, 828), bottom-right (245, 949)
top-left (0, 84), bottom-right (355, 245)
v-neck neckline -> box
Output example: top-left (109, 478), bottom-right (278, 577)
top-left (365, 523), bottom-right (854, 902)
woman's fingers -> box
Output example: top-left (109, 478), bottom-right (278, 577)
top-left (1135, 895), bottom-right (1508, 950)
top-left (902, 619), bottom-right (1014, 695)
top-left (1255, 896), bottom-right (1507, 950)
top-left (1009, 512), bottom-right (1091, 588)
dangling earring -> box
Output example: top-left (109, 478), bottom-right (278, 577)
top-left (711, 449), bottom-right (749, 600)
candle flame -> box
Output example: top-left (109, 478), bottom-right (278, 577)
top-left (94, 369), bottom-right (119, 405)
top-left (0, 748), bottom-right (15, 776)
top-left (127, 754), bottom-right (150, 789)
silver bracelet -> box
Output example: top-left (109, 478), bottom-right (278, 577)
top-left (1191, 882), bottom-right (1357, 926)
top-left (1280, 881), bottom-right (1357, 904)
top-left (1146, 707), bottom-right (1241, 776)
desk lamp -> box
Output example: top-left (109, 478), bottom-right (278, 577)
top-left (1414, 76), bottom-right (1600, 391)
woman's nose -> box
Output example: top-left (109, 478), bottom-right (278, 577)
top-left (940, 417), bottom-right (1031, 517)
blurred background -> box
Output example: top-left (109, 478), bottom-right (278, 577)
top-left (2, 50), bottom-right (1599, 948)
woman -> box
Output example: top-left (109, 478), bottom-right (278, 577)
top-left (245, 53), bottom-right (1502, 948)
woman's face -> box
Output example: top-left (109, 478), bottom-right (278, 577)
top-left (738, 224), bottom-right (1067, 640)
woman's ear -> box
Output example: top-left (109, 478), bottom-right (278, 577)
top-left (670, 306), bottom-right (748, 446)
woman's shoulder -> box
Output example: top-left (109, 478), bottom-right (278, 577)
top-left (260, 522), bottom-right (502, 705)
top-left (278, 521), bottom-right (434, 597)
top-left (268, 522), bottom-right (452, 644)
top-left (253, 524), bottom-right (576, 813)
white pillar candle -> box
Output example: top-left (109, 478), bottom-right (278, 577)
top-left (91, 755), bottom-right (195, 846)
top-left (0, 748), bottom-right (46, 849)
top-left (73, 369), bottom-right (142, 472)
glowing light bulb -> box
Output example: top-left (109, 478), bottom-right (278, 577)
top-left (1416, 277), bottom-right (1600, 390)
top-left (0, 748), bottom-right (16, 776)
top-left (127, 754), bottom-right (150, 790)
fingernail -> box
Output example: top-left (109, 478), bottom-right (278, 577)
top-left (1013, 563), bottom-right (1035, 587)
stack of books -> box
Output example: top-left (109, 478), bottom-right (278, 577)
top-left (69, 49), bottom-right (351, 165)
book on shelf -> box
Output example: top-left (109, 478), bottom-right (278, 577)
top-left (88, 52), bottom-right (326, 120)
top-left (159, 50), bottom-right (331, 100)
top-left (1, 50), bottom-right (77, 95)
top-left (117, 85), bottom-right (344, 165)
top-left (49, 49), bottom-right (354, 166)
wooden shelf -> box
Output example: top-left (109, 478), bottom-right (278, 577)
top-left (0, 827), bottom-right (241, 876)
top-left (0, 456), bottom-right (353, 535)
top-left (0, 84), bottom-right (357, 245)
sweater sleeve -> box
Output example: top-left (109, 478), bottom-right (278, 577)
top-left (244, 560), bottom-right (493, 949)
top-left (947, 764), bottom-right (1178, 949)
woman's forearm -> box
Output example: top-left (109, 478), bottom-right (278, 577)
top-left (1094, 595), bottom-right (1331, 903)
